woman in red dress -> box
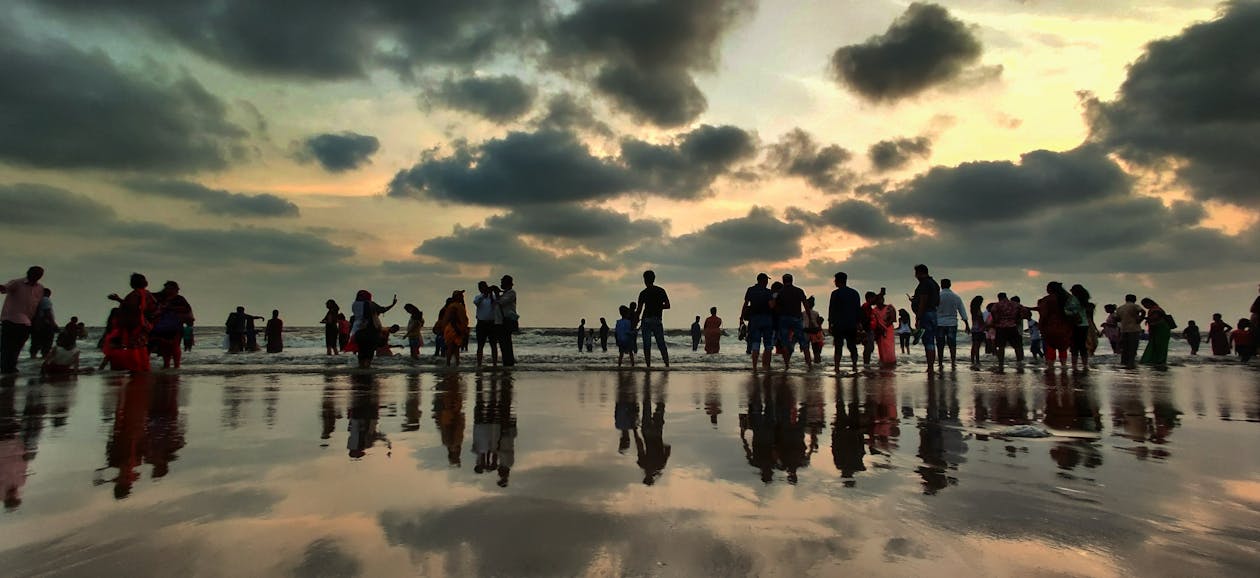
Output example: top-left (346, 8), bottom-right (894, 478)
top-left (106, 273), bottom-right (156, 372)
top-left (1034, 282), bottom-right (1073, 371)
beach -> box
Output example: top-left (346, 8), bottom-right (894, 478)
top-left (0, 334), bottom-right (1257, 577)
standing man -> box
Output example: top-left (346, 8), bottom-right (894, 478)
top-left (991, 292), bottom-right (1029, 371)
top-left (690, 316), bottom-right (702, 352)
top-left (741, 273), bottom-right (775, 371)
top-left (775, 274), bottom-right (811, 370)
top-left (474, 281), bottom-right (500, 367)
top-left (935, 278), bottom-right (970, 370)
top-left (29, 288), bottom-right (57, 359)
top-left (828, 272), bottom-right (862, 373)
top-left (636, 270), bottom-right (670, 368)
top-left (599, 318), bottom-right (610, 352)
top-left (577, 318), bottom-right (587, 353)
top-left (1114, 294), bottom-right (1144, 368)
top-left (1, 266), bottom-right (46, 374)
top-left (911, 265), bottom-right (941, 372)
top-left (496, 275), bottom-right (517, 367)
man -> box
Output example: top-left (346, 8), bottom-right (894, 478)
top-left (935, 278), bottom-right (970, 370)
top-left (828, 272), bottom-right (862, 373)
top-left (775, 274), bottom-right (811, 370)
top-left (741, 273), bottom-right (775, 371)
top-left (1, 266), bottom-right (46, 374)
top-left (990, 292), bottom-right (1030, 371)
top-left (636, 270), bottom-right (670, 368)
top-left (577, 318), bottom-right (587, 353)
top-left (474, 281), bottom-right (500, 367)
top-left (690, 316), bottom-right (702, 351)
top-left (496, 275), bottom-right (517, 367)
top-left (29, 288), bottom-right (57, 359)
top-left (911, 264), bottom-right (941, 372)
top-left (860, 290), bottom-right (881, 366)
top-left (1114, 294), bottom-right (1144, 368)
top-left (599, 318), bottom-right (610, 352)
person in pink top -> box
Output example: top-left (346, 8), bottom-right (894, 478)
top-left (1, 266), bottom-right (46, 374)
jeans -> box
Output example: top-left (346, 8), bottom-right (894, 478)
top-left (747, 314), bottom-right (774, 354)
top-left (641, 318), bottom-right (667, 358)
top-left (777, 315), bottom-right (808, 350)
top-left (497, 323), bottom-right (515, 366)
top-left (832, 327), bottom-right (859, 364)
top-left (919, 311), bottom-right (938, 349)
top-left (1120, 331), bottom-right (1140, 367)
top-left (936, 324), bottom-right (957, 355)
top-left (1, 321), bottom-right (31, 373)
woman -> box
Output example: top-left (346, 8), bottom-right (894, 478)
top-left (321, 299), bottom-right (341, 355)
top-left (1208, 313), bottom-right (1233, 356)
top-left (151, 280), bottom-right (193, 369)
top-left (969, 296), bottom-right (986, 368)
top-left (265, 310), bottom-right (283, 353)
top-left (404, 304), bottom-right (425, 360)
top-left (1140, 298), bottom-right (1171, 366)
top-left (803, 298), bottom-right (824, 362)
top-left (1100, 304), bottom-right (1121, 353)
top-left (106, 273), bottom-right (156, 372)
top-left (1066, 284), bottom-right (1093, 372)
top-left (1231, 319), bottom-right (1255, 363)
top-left (352, 290), bottom-right (397, 369)
top-left (438, 290), bottom-right (470, 367)
top-left (871, 295), bottom-right (897, 367)
top-left (702, 306), bottom-right (722, 354)
top-left (895, 309), bottom-right (912, 355)
top-left (1035, 282), bottom-right (1073, 370)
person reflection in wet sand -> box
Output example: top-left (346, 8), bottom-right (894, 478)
top-left (473, 375), bottom-right (502, 476)
top-left (740, 376), bottom-right (777, 483)
top-left (1045, 373), bottom-right (1102, 472)
top-left (634, 373), bottom-right (670, 485)
top-left (145, 375), bottom-right (185, 480)
top-left (1, 386), bottom-right (27, 509)
top-left (916, 377), bottom-right (958, 494)
top-left (864, 375), bottom-right (900, 457)
top-left (347, 374), bottom-right (388, 459)
top-left (403, 374), bottom-right (422, 432)
top-left (495, 377), bottom-right (516, 488)
top-left (775, 380), bottom-right (810, 484)
top-left (615, 372), bottom-right (639, 453)
top-left (102, 374), bottom-right (152, 499)
top-left (320, 377), bottom-right (340, 446)
top-left (832, 380), bottom-right (866, 485)
top-left (434, 374), bottom-right (466, 467)
top-left (704, 381), bottom-right (723, 427)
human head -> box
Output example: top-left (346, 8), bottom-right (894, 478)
top-left (1187, 320), bottom-right (1196, 327)
top-left (404, 303), bottom-right (418, 315)
top-left (619, 305), bottom-right (630, 319)
top-left (782, 273), bottom-right (794, 286)
top-left (643, 270), bottom-right (656, 286)
top-left (338, 313), bottom-right (346, 320)
top-left (1105, 304), bottom-right (1116, 313)
top-left (969, 295), bottom-right (983, 312)
top-left (326, 299), bottom-right (337, 309)
top-left (864, 291), bottom-right (876, 302)
top-left (997, 292), bottom-right (1009, 301)
top-left (478, 281), bottom-right (489, 293)
top-left (26, 266), bottom-right (44, 283)
top-left (756, 272), bottom-right (769, 286)
top-left (1012, 296), bottom-right (1021, 304)
top-left (1070, 284), bottom-right (1090, 303)
top-left (452, 290), bottom-right (465, 302)
top-left (600, 317), bottom-right (607, 324)
top-left (694, 315), bottom-right (700, 322)
top-left (914, 264), bottom-right (928, 279)
top-left (1140, 297), bottom-right (1157, 308)
top-left (1213, 313), bottom-right (1222, 320)
top-left (355, 290), bottom-right (370, 301)
top-left (163, 280), bottom-right (180, 293)
top-left (129, 273), bottom-right (148, 290)
top-left (1125, 294), bottom-right (1137, 303)
top-left (1240, 319), bottom-right (1252, 329)
top-left (500, 275), bottom-right (514, 289)
top-left (581, 318), bottom-right (586, 324)
top-left (941, 278), bottom-right (951, 289)
top-left (236, 306), bottom-right (245, 313)
top-left (271, 309), bottom-right (279, 318)
top-left (710, 306), bottom-right (717, 315)
top-left (56, 331), bottom-right (76, 350)
top-left (834, 272), bottom-right (848, 287)
top-left (43, 288), bottom-right (51, 297)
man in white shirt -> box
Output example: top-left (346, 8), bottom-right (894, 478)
top-left (1, 266), bottom-right (46, 374)
top-left (473, 281), bottom-right (499, 367)
top-left (935, 278), bottom-right (970, 370)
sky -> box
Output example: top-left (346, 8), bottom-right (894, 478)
top-left (1, 0), bottom-right (1257, 328)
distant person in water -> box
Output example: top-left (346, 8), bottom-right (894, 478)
top-left (585, 329), bottom-right (594, 352)
top-left (578, 318), bottom-right (587, 353)
top-left (438, 290), bottom-right (470, 367)
top-left (690, 316), bottom-right (702, 351)
top-left (225, 307), bottom-right (262, 353)
top-left (741, 273), bottom-right (774, 371)
top-left (1100, 304), bottom-right (1121, 354)
top-left (599, 318), bottom-right (610, 352)
top-left (152, 281), bottom-right (193, 369)
top-left (321, 299), bottom-right (341, 355)
top-left (1, 266), bottom-right (46, 374)
top-left (106, 273), bottom-right (157, 372)
top-left (804, 297), bottom-right (824, 362)
top-left (775, 274), bottom-right (811, 370)
top-left (1182, 320), bottom-right (1201, 355)
top-left (968, 295), bottom-right (986, 369)
top-left (265, 310), bottom-right (283, 353)
top-left (910, 264), bottom-right (941, 371)
top-left (829, 272), bottom-right (862, 373)
top-left (896, 309), bottom-right (912, 355)
top-left (990, 292), bottom-right (1030, 371)
top-left (703, 307), bottom-right (722, 354)
top-left (1232, 319), bottom-right (1255, 363)
top-left (935, 278), bottom-right (969, 370)
top-left (41, 331), bottom-right (80, 375)
top-left (1067, 284), bottom-right (1093, 372)
top-left (337, 313), bottom-right (350, 351)
top-left (1034, 282), bottom-right (1074, 371)
top-left (871, 294), bottom-right (897, 367)
top-left (1209, 313), bottom-right (1233, 356)
top-left (29, 288), bottom-right (56, 359)
top-left (352, 290), bottom-right (397, 369)
top-left (404, 304), bottom-right (424, 360)
top-left (244, 311), bottom-right (264, 352)
top-left (473, 281), bottom-right (499, 367)
top-left (616, 306), bottom-right (635, 367)
top-left (636, 270), bottom-right (671, 368)
top-left (496, 274), bottom-right (518, 367)
top-left (1028, 320), bottom-right (1044, 360)
top-left (1139, 298), bottom-right (1171, 366)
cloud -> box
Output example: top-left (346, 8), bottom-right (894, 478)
top-left (765, 129), bottom-right (855, 193)
top-left (546, 0), bottom-right (755, 126)
top-left (530, 93), bottom-right (612, 136)
top-left (787, 200), bottom-right (914, 240)
top-left (121, 178), bottom-right (299, 217)
top-left (487, 205), bottom-right (668, 254)
top-left (829, 2), bottom-right (992, 103)
top-left (35, 0), bottom-right (549, 80)
top-left (0, 24), bottom-right (247, 172)
top-left (413, 223), bottom-right (597, 283)
top-left (386, 130), bottom-right (635, 206)
top-left (0, 183), bottom-right (117, 225)
top-left (880, 145), bottom-right (1130, 225)
top-left (620, 124), bottom-right (759, 200)
top-left (1083, 0), bottom-right (1260, 207)
top-left (387, 124), bottom-right (756, 206)
top-left (296, 132), bottom-right (381, 173)
top-left (427, 75), bottom-right (537, 123)
top-left (629, 207), bottom-right (802, 271)
top-left (869, 136), bottom-right (933, 172)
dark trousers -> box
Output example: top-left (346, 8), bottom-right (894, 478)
top-left (498, 324), bottom-right (516, 366)
top-left (1120, 331), bottom-right (1140, 367)
top-left (1, 321), bottom-right (32, 373)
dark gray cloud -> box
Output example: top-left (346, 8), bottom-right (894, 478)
top-left (629, 207), bottom-right (802, 270)
top-left (765, 129), bottom-right (855, 193)
top-left (620, 124), bottom-right (759, 200)
top-left (296, 132), bottom-right (381, 173)
top-left (787, 200), bottom-right (914, 240)
top-left (0, 183), bottom-right (117, 225)
top-left (427, 75), bottom-right (537, 123)
top-left (121, 178), bottom-right (299, 218)
top-left (413, 223), bottom-right (599, 284)
top-left (35, 0), bottom-right (548, 80)
top-left (530, 93), bottom-right (612, 136)
top-left (881, 145), bottom-right (1130, 224)
top-left (487, 205), bottom-right (668, 253)
top-left (388, 125), bottom-right (755, 206)
top-left (387, 130), bottom-right (635, 206)
top-left (869, 136), bottom-right (933, 172)
top-left (0, 23), bottom-right (247, 172)
top-left (1083, 0), bottom-right (1260, 207)
top-left (546, 0), bottom-right (755, 126)
top-left (829, 2), bottom-right (990, 102)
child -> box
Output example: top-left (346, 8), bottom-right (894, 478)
top-left (1232, 319), bottom-right (1255, 363)
top-left (616, 306), bottom-right (635, 367)
top-left (337, 313), bottom-right (351, 351)
top-left (42, 332), bottom-right (81, 375)
top-left (1028, 320), bottom-right (1044, 360)
top-left (182, 322), bottom-right (195, 352)
top-left (404, 304), bottom-right (424, 359)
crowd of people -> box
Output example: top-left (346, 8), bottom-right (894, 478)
top-left (1, 265), bottom-right (1257, 377)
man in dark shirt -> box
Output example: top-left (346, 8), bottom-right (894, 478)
top-left (741, 273), bottom-right (774, 371)
top-left (829, 272), bottom-right (862, 373)
top-left (775, 274), bottom-right (810, 370)
top-left (636, 270), bottom-right (670, 368)
top-left (911, 264), bottom-right (941, 372)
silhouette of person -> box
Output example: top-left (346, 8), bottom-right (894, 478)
top-left (634, 373), bottom-right (670, 484)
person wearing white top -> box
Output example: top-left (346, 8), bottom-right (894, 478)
top-left (936, 279), bottom-right (971, 369)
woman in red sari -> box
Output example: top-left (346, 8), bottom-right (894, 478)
top-left (870, 294), bottom-right (897, 367)
top-left (702, 307), bottom-right (722, 354)
top-left (106, 273), bottom-right (156, 372)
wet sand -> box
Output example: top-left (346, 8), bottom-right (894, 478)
top-left (1, 365), bottom-right (1258, 577)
